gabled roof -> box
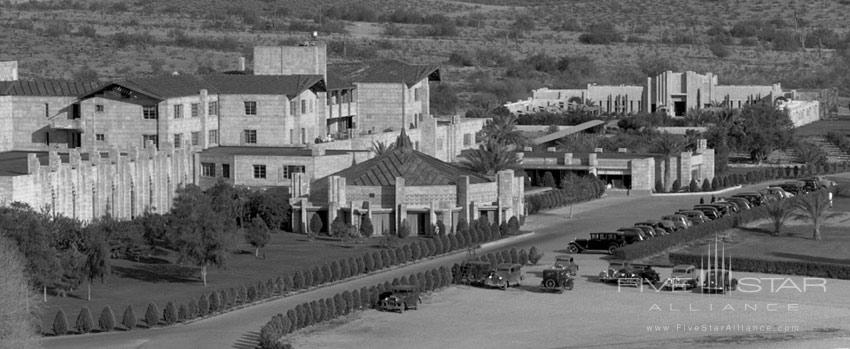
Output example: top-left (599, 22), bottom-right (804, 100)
top-left (80, 74), bottom-right (326, 100)
top-left (327, 59), bottom-right (440, 90)
top-left (0, 79), bottom-right (102, 97)
top-left (309, 131), bottom-right (490, 203)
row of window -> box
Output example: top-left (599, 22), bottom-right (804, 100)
top-left (242, 128), bottom-right (307, 145)
top-left (174, 101), bottom-right (219, 119)
top-left (140, 130), bottom-right (218, 148)
top-left (92, 99), bottom-right (321, 120)
top-left (200, 163), bottom-right (305, 181)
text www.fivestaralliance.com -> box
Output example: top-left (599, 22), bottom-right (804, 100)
top-left (646, 324), bottom-right (800, 333)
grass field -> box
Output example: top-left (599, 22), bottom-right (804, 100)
top-left (37, 232), bottom-right (418, 333)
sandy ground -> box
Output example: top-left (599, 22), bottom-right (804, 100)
top-left (291, 252), bottom-right (850, 349)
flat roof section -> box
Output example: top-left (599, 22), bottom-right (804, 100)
top-left (0, 151), bottom-right (90, 177)
top-left (199, 146), bottom-right (366, 157)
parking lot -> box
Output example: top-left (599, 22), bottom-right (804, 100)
top-left (290, 258), bottom-right (850, 349)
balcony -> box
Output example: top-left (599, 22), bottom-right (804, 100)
top-left (50, 117), bottom-right (83, 130)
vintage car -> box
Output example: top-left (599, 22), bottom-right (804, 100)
top-left (774, 182), bottom-right (805, 196)
top-left (615, 264), bottom-right (660, 287)
top-left (661, 214), bottom-right (691, 230)
top-left (598, 261), bottom-right (626, 283)
top-left (379, 285), bottom-right (421, 312)
top-left (676, 210), bottom-right (709, 224)
top-left (709, 201), bottom-right (739, 214)
top-left (567, 232), bottom-right (627, 254)
top-left (632, 225), bottom-right (658, 238)
top-left (615, 227), bottom-right (646, 244)
top-left (540, 268), bottom-right (574, 292)
top-left (636, 220), bottom-right (675, 234)
top-left (691, 206), bottom-right (720, 220)
top-left (701, 269), bottom-right (737, 293)
top-left (765, 186), bottom-right (794, 199)
top-left (721, 197), bottom-right (752, 210)
top-left (732, 192), bottom-right (766, 206)
top-left (484, 263), bottom-right (523, 290)
top-left (458, 261), bottom-right (493, 285)
top-left (662, 264), bottom-right (698, 290)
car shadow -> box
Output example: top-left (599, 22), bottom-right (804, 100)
top-left (515, 284), bottom-right (573, 294)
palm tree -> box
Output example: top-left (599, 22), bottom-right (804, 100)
top-left (793, 191), bottom-right (838, 240)
top-left (459, 140), bottom-right (520, 176)
top-left (766, 199), bottom-right (795, 236)
top-left (480, 113), bottom-right (527, 148)
top-left (370, 141), bottom-right (395, 156)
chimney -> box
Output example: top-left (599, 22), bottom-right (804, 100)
top-left (238, 57), bottom-right (246, 72)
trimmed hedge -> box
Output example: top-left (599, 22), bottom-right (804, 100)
top-left (258, 264), bottom-right (454, 349)
top-left (98, 306), bottom-right (115, 332)
top-left (75, 307), bottom-right (94, 334)
top-left (669, 252), bottom-right (850, 279)
top-left (53, 309), bottom-right (68, 336)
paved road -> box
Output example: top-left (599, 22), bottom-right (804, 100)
top-left (42, 184), bottom-right (781, 349)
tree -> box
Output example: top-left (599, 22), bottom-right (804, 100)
top-left (655, 179), bottom-right (664, 193)
top-left (75, 307), bottom-right (94, 334)
top-left (163, 302), bottom-right (177, 325)
top-left (53, 310), bottom-right (68, 336)
top-left (701, 178), bottom-right (712, 192)
top-left (398, 219), bottom-right (411, 238)
top-left (459, 141), bottom-right (520, 176)
top-left (528, 247), bottom-right (543, 265)
top-left (245, 216), bottom-right (271, 257)
top-left (167, 185), bottom-right (233, 286)
top-left (793, 192), bottom-right (838, 240)
top-left (672, 179), bottom-right (681, 192)
top-left (359, 216), bottom-right (374, 238)
top-left (99, 306), bottom-right (116, 332)
top-left (688, 178), bottom-right (699, 192)
top-left (767, 199), bottom-right (796, 236)
top-left (370, 141), bottom-right (395, 156)
top-left (0, 233), bottom-right (38, 345)
top-left (542, 172), bottom-right (557, 188)
top-left (121, 306), bottom-right (136, 330)
top-left (309, 214), bottom-right (324, 237)
top-left (728, 103), bottom-right (795, 163)
top-left (82, 228), bottom-right (110, 301)
top-left (145, 303), bottom-right (160, 328)
top-left (330, 216), bottom-right (348, 238)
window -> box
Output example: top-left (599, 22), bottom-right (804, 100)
top-left (191, 132), bottom-right (200, 146)
top-left (95, 104), bottom-right (104, 112)
top-left (301, 100), bottom-right (307, 114)
top-left (191, 103), bottom-right (199, 117)
top-left (143, 105), bottom-right (158, 119)
top-left (463, 134), bottom-right (473, 146)
top-left (45, 103), bottom-right (49, 117)
top-left (71, 104), bottom-right (81, 119)
top-left (289, 129), bottom-right (294, 144)
top-left (253, 165), bottom-right (267, 179)
top-left (208, 101), bottom-right (218, 116)
top-left (173, 104), bottom-right (183, 119)
top-left (142, 134), bottom-right (158, 147)
top-left (244, 101), bottom-right (257, 115)
top-left (208, 129), bottom-right (218, 144)
top-left (201, 163), bottom-right (215, 177)
top-left (301, 128), bottom-right (306, 144)
top-left (243, 129), bottom-right (257, 144)
top-left (96, 134), bottom-right (105, 141)
top-left (414, 88), bottom-right (420, 102)
top-left (290, 101), bottom-right (297, 116)
top-left (281, 165), bottom-right (306, 179)
top-left (222, 164), bottom-right (230, 178)
top-left (173, 134), bottom-right (182, 148)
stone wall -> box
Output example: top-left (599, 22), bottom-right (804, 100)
top-left (0, 142), bottom-right (193, 221)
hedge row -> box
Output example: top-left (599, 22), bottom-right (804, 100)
top-left (658, 161), bottom-right (850, 194)
top-left (669, 252), bottom-right (850, 280)
top-left (49, 215), bottom-right (523, 336)
top-left (613, 205), bottom-right (770, 260)
top-left (258, 265), bottom-right (454, 349)
top-left (526, 180), bottom-right (606, 214)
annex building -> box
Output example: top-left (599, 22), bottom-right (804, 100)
top-left (290, 131), bottom-right (525, 236)
top-left (505, 71), bottom-right (821, 127)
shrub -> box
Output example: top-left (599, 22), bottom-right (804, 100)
top-left (209, 292), bottom-right (221, 313)
top-left (187, 300), bottom-right (198, 318)
top-left (247, 286), bottom-right (257, 302)
top-left (709, 42), bottom-right (731, 58)
top-left (219, 289), bottom-right (230, 309)
top-left (198, 294), bottom-right (209, 316)
top-left (75, 307), bottom-right (94, 334)
top-left (309, 214), bottom-right (323, 235)
top-left (701, 178), bottom-right (712, 192)
top-left (688, 178), bottom-right (699, 192)
top-left (122, 306), bottom-right (136, 330)
top-left (177, 304), bottom-right (188, 322)
top-left (53, 310), bottom-right (69, 335)
top-left (98, 306), bottom-right (116, 332)
top-left (144, 303), bottom-right (160, 328)
top-left (360, 216), bottom-right (374, 237)
top-left (518, 249), bottom-right (529, 265)
top-left (528, 246), bottom-right (543, 265)
top-left (672, 179), bottom-right (681, 192)
top-left (398, 219), bottom-right (411, 238)
top-left (257, 280), bottom-right (268, 299)
top-left (163, 302), bottom-right (177, 325)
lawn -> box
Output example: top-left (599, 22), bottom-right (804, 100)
top-left (795, 118), bottom-right (850, 137)
top-left (37, 232), bottom-right (416, 333)
top-left (674, 193), bottom-right (850, 267)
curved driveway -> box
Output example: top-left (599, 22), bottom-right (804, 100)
top-left (43, 184), bottom-right (777, 349)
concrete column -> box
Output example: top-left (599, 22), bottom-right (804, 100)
top-left (456, 176), bottom-right (470, 224)
top-left (395, 177), bottom-right (406, 233)
top-left (471, 201), bottom-right (480, 221)
top-left (429, 200), bottom-right (437, 227)
top-left (200, 89), bottom-right (209, 149)
top-left (300, 198), bottom-right (309, 234)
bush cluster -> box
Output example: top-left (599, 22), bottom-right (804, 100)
top-left (657, 162), bottom-right (849, 194)
top-left (526, 175), bottom-right (606, 214)
top-left (258, 266), bottom-right (453, 348)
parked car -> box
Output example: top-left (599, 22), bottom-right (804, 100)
top-left (692, 205), bottom-right (720, 220)
top-left (458, 261), bottom-right (492, 285)
top-left (379, 285), bottom-right (421, 312)
top-left (632, 225), bottom-right (658, 238)
top-left (765, 186), bottom-right (794, 199)
top-left (700, 203), bottom-right (729, 216)
top-left (540, 268), bottom-right (574, 292)
top-left (676, 210), bottom-right (709, 224)
top-left (636, 220), bottom-right (674, 234)
top-left (801, 178), bottom-right (823, 192)
top-left (662, 264), bottom-right (698, 290)
top-left (775, 181), bottom-right (805, 195)
top-left (721, 197), bottom-right (751, 210)
top-left (661, 214), bottom-right (691, 230)
top-left (757, 189), bottom-right (781, 202)
top-left (567, 232), bottom-right (627, 254)
top-left (615, 264), bottom-right (660, 287)
top-left (598, 261), bottom-right (627, 283)
top-left (616, 227), bottom-right (646, 244)
top-left (484, 263), bottom-right (523, 290)
top-left (711, 201), bottom-right (739, 214)
top-left (732, 192), bottom-right (765, 206)
top-left (701, 269), bottom-right (737, 293)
